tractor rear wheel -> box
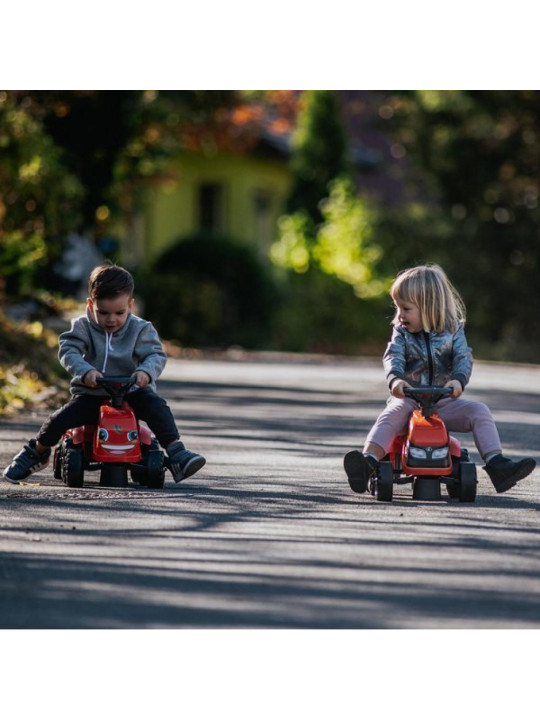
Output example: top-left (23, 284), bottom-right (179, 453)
top-left (376, 462), bottom-right (394, 502)
top-left (63, 447), bottom-right (84, 488)
top-left (459, 462), bottom-right (477, 503)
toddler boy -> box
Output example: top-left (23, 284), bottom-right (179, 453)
top-left (3, 263), bottom-right (205, 484)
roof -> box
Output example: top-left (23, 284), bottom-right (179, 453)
top-left (180, 91), bottom-right (381, 169)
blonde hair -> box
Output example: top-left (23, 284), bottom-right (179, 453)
top-left (391, 264), bottom-right (466, 333)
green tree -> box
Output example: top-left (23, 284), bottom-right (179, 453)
top-left (0, 92), bottom-right (83, 300)
top-left (286, 90), bottom-right (349, 223)
top-left (383, 90), bottom-right (540, 360)
top-left (270, 91), bottom-right (392, 354)
top-left (272, 177), bottom-right (388, 298)
top-left (270, 177), bottom-right (391, 354)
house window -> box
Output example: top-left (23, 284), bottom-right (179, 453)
top-left (198, 183), bottom-right (223, 233)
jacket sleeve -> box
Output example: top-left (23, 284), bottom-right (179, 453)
top-left (383, 326), bottom-right (407, 389)
top-left (451, 324), bottom-right (473, 389)
top-left (134, 322), bottom-right (167, 381)
top-left (58, 317), bottom-right (96, 383)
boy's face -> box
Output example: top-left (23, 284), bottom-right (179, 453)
top-left (88, 293), bottom-right (134, 333)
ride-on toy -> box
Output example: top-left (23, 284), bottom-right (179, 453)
top-left (53, 376), bottom-right (166, 488)
top-left (369, 386), bottom-right (477, 503)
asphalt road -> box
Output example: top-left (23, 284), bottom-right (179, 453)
top-left (1, 354), bottom-right (540, 629)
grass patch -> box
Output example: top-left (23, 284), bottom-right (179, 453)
top-left (0, 311), bottom-right (69, 415)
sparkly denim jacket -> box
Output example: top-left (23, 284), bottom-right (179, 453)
top-left (383, 323), bottom-right (473, 391)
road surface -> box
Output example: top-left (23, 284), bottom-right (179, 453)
top-left (1, 354), bottom-right (540, 628)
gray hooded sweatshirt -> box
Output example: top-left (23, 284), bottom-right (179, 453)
top-left (58, 308), bottom-right (167, 397)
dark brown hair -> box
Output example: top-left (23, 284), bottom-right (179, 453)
top-left (88, 263), bottom-right (134, 301)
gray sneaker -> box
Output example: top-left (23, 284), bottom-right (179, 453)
top-left (3, 439), bottom-right (51, 484)
top-left (167, 440), bottom-right (206, 483)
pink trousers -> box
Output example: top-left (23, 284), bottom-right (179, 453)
top-left (365, 396), bottom-right (502, 461)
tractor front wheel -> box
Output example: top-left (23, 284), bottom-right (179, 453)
top-left (100, 464), bottom-right (128, 488)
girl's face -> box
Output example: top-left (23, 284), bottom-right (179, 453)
top-left (88, 293), bottom-right (134, 333)
top-left (394, 299), bottom-right (423, 333)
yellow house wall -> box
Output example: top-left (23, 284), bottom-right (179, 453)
top-left (142, 152), bottom-right (292, 261)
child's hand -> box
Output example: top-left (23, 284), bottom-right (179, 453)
top-left (445, 380), bottom-right (463, 398)
top-left (83, 370), bottom-right (102, 388)
top-left (391, 380), bottom-right (411, 398)
top-left (133, 371), bottom-right (151, 388)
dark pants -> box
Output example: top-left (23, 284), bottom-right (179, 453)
top-left (37, 388), bottom-right (180, 449)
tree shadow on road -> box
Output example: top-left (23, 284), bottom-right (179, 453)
top-left (3, 472), bottom-right (540, 630)
top-left (2, 532), bottom-right (540, 629)
top-left (1, 368), bottom-right (540, 629)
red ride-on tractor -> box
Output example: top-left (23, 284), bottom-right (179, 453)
top-left (369, 386), bottom-right (477, 503)
top-left (53, 376), bottom-right (166, 489)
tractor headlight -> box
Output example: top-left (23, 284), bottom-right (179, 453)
top-left (127, 430), bottom-right (138, 441)
top-left (98, 428), bottom-right (109, 441)
top-left (432, 447), bottom-right (449, 459)
top-left (409, 446), bottom-right (427, 459)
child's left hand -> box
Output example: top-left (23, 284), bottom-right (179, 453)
top-left (445, 380), bottom-right (463, 398)
top-left (133, 371), bottom-right (151, 388)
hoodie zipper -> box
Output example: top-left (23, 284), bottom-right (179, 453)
top-left (423, 331), bottom-right (434, 385)
top-left (102, 332), bottom-right (113, 373)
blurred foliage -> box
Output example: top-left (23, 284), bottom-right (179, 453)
top-left (270, 268), bottom-right (391, 355)
top-left (140, 233), bottom-right (277, 349)
top-left (0, 90), bottom-right (241, 302)
top-left (286, 90), bottom-right (348, 223)
top-left (0, 310), bottom-right (69, 414)
top-left (0, 92), bottom-right (84, 298)
top-left (272, 177), bottom-right (389, 299)
top-left (2, 89), bottom-right (540, 372)
top-left (141, 226), bottom-right (391, 356)
top-left (377, 89), bottom-right (540, 361)
top-left (271, 91), bottom-right (390, 355)
top-left (31, 90), bottom-right (239, 225)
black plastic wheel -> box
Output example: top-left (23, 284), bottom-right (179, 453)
top-left (376, 461), bottom-right (394, 502)
top-left (63, 447), bottom-right (84, 488)
top-left (130, 440), bottom-right (165, 488)
top-left (130, 466), bottom-right (145, 484)
top-left (145, 449), bottom-right (165, 488)
top-left (452, 448), bottom-right (470, 474)
top-left (100, 464), bottom-right (128, 487)
top-left (53, 446), bottom-right (63, 480)
top-left (446, 480), bottom-right (460, 499)
top-left (459, 462), bottom-right (477, 502)
top-left (448, 449), bottom-right (470, 499)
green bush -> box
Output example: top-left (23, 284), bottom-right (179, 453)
top-left (269, 267), bottom-right (391, 355)
top-left (141, 233), bottom-right (277, 349)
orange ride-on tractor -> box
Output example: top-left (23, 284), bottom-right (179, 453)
top-left (53, 376), bottom-right (166, 489)
top-left (370, 386), bottom-right (477, 503)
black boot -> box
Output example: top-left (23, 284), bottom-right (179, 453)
top-left (344, 450), bottom-right (378, 494)
top-left (484, 454), bottom-right (536, 494)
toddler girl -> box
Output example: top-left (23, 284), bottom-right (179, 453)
top-left (344, 264), bottom-right (536, 494)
